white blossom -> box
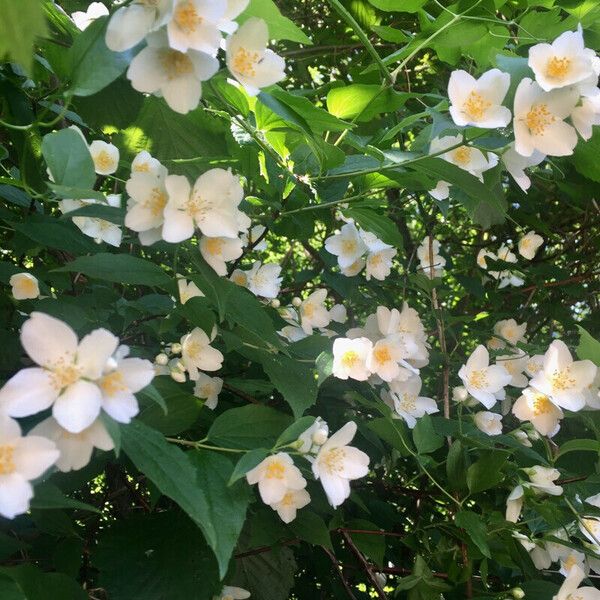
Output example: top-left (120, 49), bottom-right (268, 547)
top-left (512, 387), bottom-right (563, 437)
top-left (488, 319), bottom-right (527, 350)
top-left (325, 222), bottom-right (367, 269)
top-left (167, 0), bottom-right (226, 53)
top-left (200, 236), bottom-right (244, 276)
top-left (10, 273), bottom-right (40, 300)
top-left (332, 337), bottom-right (372, 381)
top-left (178, 277), bottom-right (205, 304)
top-left (269, 488), bottom-right (311, 524)
top-left (245, 261), bottom-right (282, 299)
top-left (71, 2), bottom-right (109, 30)
top-left (525, 465), bottom-right (563, 496)
top-left (193, 373), bottom-right (223, 409)
top-left (180, 327), bottom-right (223, 380)
top-left (366, 248), bottom-right (396, 281)
top-left (299, 289), bottom-right (330, 334)
top-left (385, 375), bottom-right (438, 428)
top-left (246, 452), bottom-right (306, 505)
top-left (518, 231), bottom-right (544, 260)
top-left (213, 586), bottom-right (251, 600)
top-left (474, 411), bottom-right (503, 436)
top-left (502, 142), bottom-right (545, 192)
top-left (553, 564), bottom-right (600, 600)
top-left (89, 141), bottom-right (119, 176)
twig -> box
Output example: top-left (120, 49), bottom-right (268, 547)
top-left (322, 546), bottom-right (359, 600)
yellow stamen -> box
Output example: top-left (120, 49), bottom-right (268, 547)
top-left (321, 447), bottom-right (346, 474)
top-left (51, 362), bottom-right (80, 390)
top-left (204, 238), bottom-right (224, 256)
top-left (232, 47), bottom-right (259, 78)
top-left (144, 188), bottom-right (167, 216)
top-left (341, 350), bottom-right (359, 369)
top-left (341, 239), bottom-right (357, 255)
top-left (551, 368), bottom-right (576, 392)
top-left (174, 1), bottom-right (202, 33)
top-left (468, 369), bottom-right (488, 389)
top-left (531, 393), bottom-right (552, 416)
top-left (99, 371), bottom-right (128, 397)
top-left (265, 461), bottom-right (285, 479)
top-left (161, 49), bottom-right (194, 79)
top-left (94, 150), bottom-right (114, 171)
top-left (280, 492), bottom-right (294, 506)
top-left (546, 56), bottom-right (571, 80)
top-left (452, 146), bottom-right (472, 166)
top-left (373, 346), bottom-right (391, 364)
top-left (0, 446), bottom-right (16, 475)
top-left (133, 162), bottom-right (150, 172)
top-left (525, 103), bottom-right (556, 135)
top-left (462, 90), bottom-right (491, 121)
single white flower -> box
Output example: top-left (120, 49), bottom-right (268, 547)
top-left (299, 289), bottom-right (330, 334)
top-left (366, 248), bottom-right (396, 281)
top-left (452, 385), bottom-right (469, 403)
top-left (340, 258), bottom-right (366, 277)
top-left (298, 417), bottom-right (329, 453)
top-left (332, 337), bottom-right (372, 381)
top-left (89, 140), bottom-right (119, 176)
top-left (246, 452), bottom-right (306, 505)
top-left (473, 410), bottom-right (503, 436)
top-left (167, 0), bottom-right (226, 53)
top-left (529, 25), bottom-right (597, 91)
top-left (213, 585), bottom-right (251, 600)
top-left (127, 31), bottom-right (219, 115)
top-left (312, 422), bottom-right (370, 508)
top-left (525, 465), bottom-right (563, 496)
top-left (226, 18), bottom-right (285, 96)
top-left (71, 2), bottom-right (109, 30)
top-left (0, 415), bottom-right (59, 519)
top-left (505, 485), bottom-right (524, 523)
top-left (529, 339), bottom-right (597, 411)
top-left (497, 354), bottom-right (529, 388)
top-left (571, 94), bottom-right (600, 141)
top-left (360, 229), bottom-right (392, 254)
top-left (325, 222), bottom-right (367, 269)
top-left (230, 268), bottom-right (248, 287)
top-left (518, 231), bottom-right (544, 260)
top-left (458, 345), bottom-right (512, 409)
top-left (513, 78), bottom-right (580, 157)
top-left (488, 318), bottom-right (527, 350)
top-left (502, 142), bottom-right (545, 192)
top-left (200, 236), bottom-right (244, 276)
top-left (125, 171), bottom-right (169, 236)
top-left (476, 248), bottom-right (495, 269)
top-left (131, 150), bottom-right (168, 179)
top-left (180, 327), bottom-right (223, 380)
top-left (429, 180), bottom-right (451, 201)
top-left (178, 277), bottom-right (204, 304)
top-left (10, 273), bottom-right (40, 300)
top-left (448, 68), bottom-right (511, 128)
top-left (162, 169), bottom-right (245, 242)
top-left (512, 387), bottom-right (563, 437)
top-left (105, 0), bottom-right (173, 52)
top-left (193, 372), bottom-right (223, 409)
top-left (241, 224), bottom-right (267, 251)
top-left (553, 564), bottom-right (600, 600)
top-left (60, 196), bottom-right (123, 248)
top-left (269, 488), bottom-right (311, 524)
top-left (385, 375), bottom-right (438, 428)
top-left (329, 304), bottom-right (347, 324)
top-left (245, 261), bottom-right (282, 299)
top-left (29, 416), bottom-right (113, 472)
top-left (367, 335), bottom-right (416, 382)
top-left (0, 313), bottom-right (121, 433)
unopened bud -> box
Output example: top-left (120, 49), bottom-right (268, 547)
top-left (270, 298), bottom-right (281, 309)
top-left (452, 386), bottom-right (468, 402)
top-left (292, 296), bottom-right (302, 307)
top-left (155, 353), bottom-right (169, 366)
top-left (312, 428), bottom-right (328, 446)
top-left (171, 342), bottom-right (182, 354)
top-left (511, 588), bottom-right (525, 599)
top-left (170, 370), bottom-right (186, 383)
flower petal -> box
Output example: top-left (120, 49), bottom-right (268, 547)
top-left (0, 368), bottom-right (58, 418)
top-left (53, 381), bottom-right (102, 434)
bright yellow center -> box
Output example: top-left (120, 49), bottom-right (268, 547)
top-left (51, 362), bottom-right (81, 390)
top-left (174, 1), bottom-right (202, 33)
top-left (144, 187), bottom-right (167, 216)
top-left (232, 47), bottom-right (259, 78)
top-left (280, 492), bottom-right (294, 506)
top-left (369, 253), bottom-right (383, 266)
top-left (205, 238), bottom-right (224, 256)
top-left (462, 90), bottom-right (491, 121)
top-left (0, 446), bottom-right (16, 475)
top-left (525, 103), bottom-right (556, 135)
top-left (232, 273), bottom-right (247, 286)
top-left (531, 393), bottom-right (552, 416)
top-left (373, 346), bottom-right (391, 364)
top-left (527, 360), bottom-right (542, 374)
top-left (452, 146), bottom-right (472, 166)
top-left (546, 56), bottom-right (571, 79)
top-left (341, 350), bottom-right (359, 369)
top-left (321, 447), bottom-right (346, 474)
top-left (95, 150), bottom-right (114, 171)
top-left (551, 368), bottom-right (576, 392)
top-left (468, 369), bottom-right (488, 389)
top-left (265, 461), bottom-right (285, 479)
top-left (161, 49), bottom-right (194, 79)
top-left (15, 277), bottom-right (38, 296)
top-left (100, 371), bottom-right (128, 397)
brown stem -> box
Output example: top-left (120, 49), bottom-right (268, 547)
top-left (322, 546), bottom-right (359, 600)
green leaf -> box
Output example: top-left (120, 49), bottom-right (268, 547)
top-left (556, 438), bottom-right (600, 459)
top-left (49, 183), bottom-right (107, 202)
top-left (0, 0), bottom-right (47, 73)
top-left (30, 482), bottom-right (100, 513)
top-left (58, 202), bottom-right (124, 224)
top-left (412, 414), bottom-right (444, 454)
top-left (446, 440), bottom-right (468, 492)
top-left (56, 253), bottom-right (170, 286)
top-left (229, 448), bottom-right (270, 485)
top-left (93, 512), bottom-right (220, 600)
top-left (208, 405), bottom-right (292, 449)
top-left (69, 16), bottom-right (133, 97)
top-left (368, 0), bottom-right (426, 11)
top-left (100, 413), bottom-right (121, 457)
top-left (275, 416), bottom-right (316, 447)
top-left (189, 451), bottom-right (251, 578)
top-left (346, 519), bottom-right (385, 567)
top-left (344, 206), bottom-right (404, 248)
top-left (455, 510), bottom-right (491, 558)
top-left (0, 565), bottom-right (86, 600)
top-left (573, 129), bottom-right (600, 182)
top-left (238, 0), bottom-right (312, 44)
top-left (467, 451), bottom-right (508, 494)
top-left (289, 510), bottom-right (332, 549)
top-left (120, 420), bottom-right (217, 550)
top-left (327, 84), bottom-right (412, 121)
top-left (41, 128), bottom-right (96, 189)
top-left (576, 326), bottom-right (600, 366)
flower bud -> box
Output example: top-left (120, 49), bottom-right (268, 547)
top-left (171, 342), bottom-right (182, 354)
top-left (312, 428), bottom-right (328, 446)
top-left (452, 386), bottom-right (468, 402)
top-left (155, 353), bottom-right (169, 366)
top-left (170, 370), bottom-right (186, 383)
top-left (270, 298), bottom-right (281, 309)
top-left (292, 297), bottom-right (302, 307)
top-left (511, 588), bottom-right (525, 599)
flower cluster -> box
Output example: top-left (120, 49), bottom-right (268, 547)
top-left (104, 0), bottom-right (285, 114)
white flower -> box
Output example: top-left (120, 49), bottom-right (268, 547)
top-left (581, 518), bottom-right (600, 546)
top-left (298, 417), bottom-right (329, 453)
top-left (366, 248), bottom-right (396, 281)
top-left (180, 327), bottom-right (224, 380)
top-left (269, 488), bottom-right (311, 524)
top-left (105, 0), bottom-right (173, 52)
top-left (193, 373), bottom-right (223, 409)
top-left (246, 452), bottom-right (306, 505)
top-left (525, 465), bottom-right (563, 496)
top-left (385, 375), bottom-right (438, 428)
top-left (525, 354), bottom-right (545, 377)
top-left (340, 258), bottom-right (366, 277)
top-left (241, 224), bottom-right (267, 251)
top-left (571, 95), bottom-right (600, 141)
top-left (162, 169), bottom-right (246, 242)
top-left (473, 411), bottom-right (502, 436)
top-left (502, 142), bottom-right (545, 192)
top-left (299, 289), bottom-right (330, 334)
top-left (332, 337), bottom-right (372, 381)
top-left (559, 550), bottom-right (587, 577)
top-left (220, 0), bottom-right (249, 33)
top-left (429, 180), bottom-right (451, 201)
top-left (131, 150), bottom-right (168, 178)
top-left (230, 268), bottom-right (248, 287)
top-left (10, 273), bottom-right (40, 300)
top-left (325, 222), bottom-right (367, 269)
top-left (452, 386), bottom-right (469, 403)
top-left (367, 335), bottom-right (415, 382)
top-left (448, 68), bottom-right (511, 128)
top-left (167, 0), bottom-right (226, 53)
top-left (488, 319), bottom-right (527, 350)
top-left (329, 304), bottom-right (347, 324)
top-left (178, 277), bottom-right (204, 304)
top-left (512, 387), bottom-right (563, 437)
top-left (417, 236), bottom-right (446, 279)
top-left (127, 31), bottom-right (218, 115)
top-left (505, 485), bottom-right (524, 523)
top-left (71, 2), bottom-right (109, 30)
top-left (458, 345), bottom-right (512, 409)
top-left (0, 313), bottom-right (121, 433)
top-left (245, 261), bottom-right (282, 299)
top-left (489, 245), bottom-right (524, 289)
top-left (513, 430), bottom-right (532, 447)
top-left (518, 231), bottom-right (544, 260)
top-left (200, 236), bottom-right (244, 276)
top-left (312, 422), bottom-right (369, 508)
top-left (0, 415), bottom-right (59, 519)
top-left (360, 229), bottom-right (392, 253)
top-left (125, 171), bottom-right (169, 237)
top-left (529, 25), bottom-right (597, 92)
top-left (529, 339), bottom-right (597, 411)
top-left (497, 354), bottom-right (529, 388)
top-left (213, 585), bottom-right (251, 600)
top-left (226, 18), bottom-right (285, 96)
top-left (553, 564), bottom-right (600, 600)
top-left (89, 140), bottom-right (119, 176)
top-left (476, 248), bottom-right (495, 269)
top-left (513, 78), bottom-right (580, 157)
top-left (29, 416), bottom-right (113, 472)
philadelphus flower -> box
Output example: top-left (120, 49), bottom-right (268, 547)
top-left (312, 422), bottom-right (370, 508)
top-left (127, 31), bottom-right (219, 115)
top-left (448, 68), bottom-right (511, 128)
top-left (329, 304), bottom-right (347, 324)
top-left (60, 196), bottom-right (123, 248)
top-left (178, 277), bottom-right (204, 304)
top-left (502, 142), bottom-right (545, 192)
top-left (269, 488), bottom-right (311, 524)
top-left (488, 319), bottom-right (527, 350)
top-left (226, 18), bottom-right (286, 96)
top-left (245, 261), bottom-right (282, 299)
top-left (332, 337), bottom-right (372, 381)
top-left (241, 224), bottom-right (267, 251)
top-left (580, 517), bottom-right (600, 546)
top-left (512, 387), bottom-right (564, 437)
top-left (505, 485), bottom-right (524, 523)
top-left (213, 586), bottom-right (251, 600)
top-left (367, 335), bottom-right (417, 383)
top-left (105, 0), bottom-right (173, 52)
top-left (553, 565), bottom-right (600, 600)
top-left (193, 373), bottom-right (223, 409)
top-left (0, 415), bottom-right (59, 519)
top-left (30, 417), bottom-right (113, 473)
top-left (71, 2), bottom-right (109, 30)
top-left (458, 345), bottom-right (512, 409)
top-left (571, 95), bottom-right (600, 140)
top-left (366, 248), bottom-right (396, 281)
top-left (246, 452), bottom-right (306, 504)
top-left (497, 354), bottom-right (529, 388)
top-left (89, 141), bottom-right (119, 176)
top-left (300, 289), bottom-right (330, 334)
top-left (473, 411), bottom-right (502, 436)
top-left (525, 466), bottom-right (563, 496)
top-left (513, 78), bottom-right (579, 157)
top-left (131, 150), bottom-right (168, 178)
top-left (298, 417), bottom-right (329, 453)
top-left (529, 25), bottom-right (597, 92)
top-left (200, 236), bottom-right (243, 276)
top-left (417, 236), bottom-right (446, 279)
top-left (341, 258), bottom-right (366, 277)
top-left (180, 327), bottom-right (224, 380)
top-left (489, 245), bottom-right (524, 289)
top-left (529, 339), bottom-right (597, 411)
top-left (384, 375), bottom-right (438, 429)
top-left (167, 0), bottom-right (227, 53)
top-left (162, 168), bottom-right (248, 242)
top-left (518, 231), bottom-right (544, 260)
top-left (10, 273), bottom-right (40, 300)
top-left (325, 223), bottom-right (367, 270)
